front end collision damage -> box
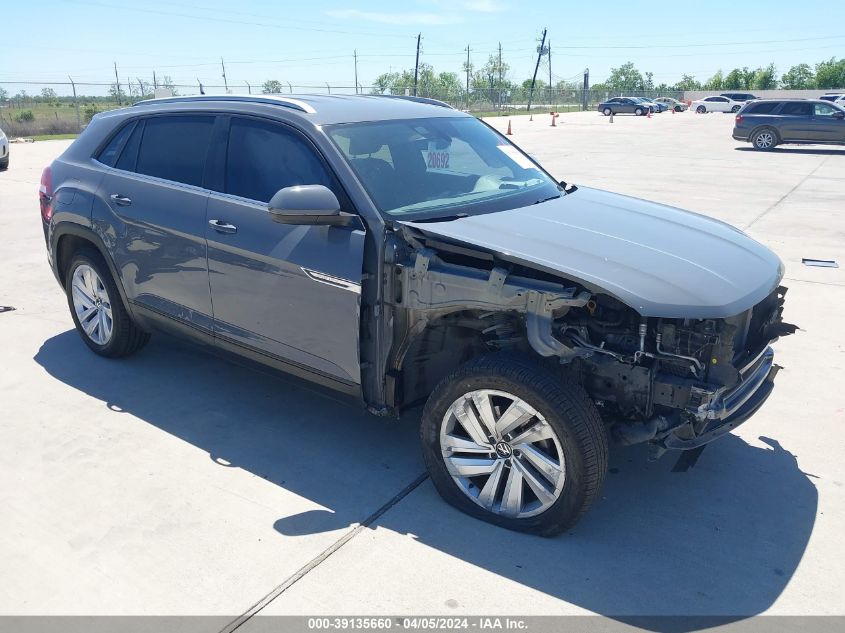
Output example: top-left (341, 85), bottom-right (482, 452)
top-left (384, 228), bottom-right (796, 456)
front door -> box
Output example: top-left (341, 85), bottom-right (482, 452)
top-left (97, 114), bottom-right (216, 330)
top-left (205, 116), bottom-right (365, 385)
top-left (807, 102), bottom-right (845, 142)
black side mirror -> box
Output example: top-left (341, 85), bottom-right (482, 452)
top-left (268, 185), bottom-right (356, 227)
top-left (833, 111), bottom-right (845, 119)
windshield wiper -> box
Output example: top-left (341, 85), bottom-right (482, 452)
top-left (409, 213), bottom-right (469, 223)
top-left (533, 194), bottom-right (561, 205)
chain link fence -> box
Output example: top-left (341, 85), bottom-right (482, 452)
top-left (0, 79), bottom-right (684, 137)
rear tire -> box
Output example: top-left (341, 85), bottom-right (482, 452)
top-left (421, 354), bottom-right (608, 536)
top-left (65, 249), bottom-right (150, 358)
top-left (751, 128), bottom-right (778, 151)
top-left (731, 105), bottom-right (741, 113)
top-left (0, 156), bottom-right (8, 170)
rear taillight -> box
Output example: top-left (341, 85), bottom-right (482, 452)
top-left (735, 114), bottom-right (744, 124)
top-left (39, 166), bottom-right (53, 222)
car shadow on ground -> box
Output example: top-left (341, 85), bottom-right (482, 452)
top-left (35, 331), bottom-right (817, 627)
top-left (734, 146), bottom-right (845, 156)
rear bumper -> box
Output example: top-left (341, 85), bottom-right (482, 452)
top-left (663, 347), bottom-right (778, 450)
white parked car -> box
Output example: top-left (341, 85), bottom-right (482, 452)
top-left (691, 96), bottom-right (742, 114)
top-left (0, 127), bottom-right (8, 170)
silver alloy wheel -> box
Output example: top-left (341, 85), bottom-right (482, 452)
top-left (754, 131), bottom-right (775, 149)
top-left (71, 264), bottom-right (113, 346)
top-left (439, 389), bottom-right (566, 519)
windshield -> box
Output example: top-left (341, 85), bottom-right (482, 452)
top-left (326, 116), bottom-right (561, 220)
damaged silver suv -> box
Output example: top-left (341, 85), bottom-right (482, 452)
top-left (40, 94), bottom-right (795, 535)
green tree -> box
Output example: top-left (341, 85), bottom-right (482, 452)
top-left (703, 70), bottom-right (724, 91)
top-left (753, 63), bottom-right (778, 90)
top-left (262, 80), bottom-right (283, 94)
top-left (815, 57), bottom-right (845, 89)
top-left (781, 63), bottom-right (815, 89)
top-left (673, 74), bottom-right (701, 91)
top-left (605, 62), bottom-right (645, 92)
top-left (40, 87), bottom-right (58, 101)
top-left (723, 68), bottom-right (747, 90)
top-left (0, 87), bottom-right (8, 102)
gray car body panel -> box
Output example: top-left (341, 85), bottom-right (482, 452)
top-left (399, 186), bottom-right (784, 319)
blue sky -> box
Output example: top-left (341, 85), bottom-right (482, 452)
top-left (2, 0), bottom-right (843, 95)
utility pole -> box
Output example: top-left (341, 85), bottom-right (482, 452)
top-left (221, 57), bottom-right (229, 93)
top-left (527, 28), bottom-right (547, 113)
top-left (113, 62), bottom-right (121, 105)
top-left (354, 49), bottom-right (359, 94)
top-left (497, 42), bottom-right (502, 112)
top-left (465, 45), bottom-right (471, 109)
top-left (245, 81), bottom-right (251, 94)
top-left (153, 71), bottom-right (158, 90)
top-left (582, 68), bottom-right (589, 111)
top-left (197, 79), bottom-right (205, 95)
top-left (68, 76), bottom-right (81, 132)
top-left (413, 33), bottom-right (421, 96)
top-left (548, 40), bottom-right (552, 108)
top-left (137, 77), bottom-right (145, 98)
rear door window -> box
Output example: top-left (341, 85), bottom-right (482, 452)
top-left (224, 117), bottom-right (337, 203)
top-left (779, 102), bottom-right (813, 116)
top-left (134, 115), bottom-right (215, 187)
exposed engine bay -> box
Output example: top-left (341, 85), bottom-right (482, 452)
top-left (385, 233), bottom-right (797, 454)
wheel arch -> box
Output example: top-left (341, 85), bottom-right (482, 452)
top-left (52, 223), bottom-right (133, 316)
top-left (749, 124), bottom-right (781, 143)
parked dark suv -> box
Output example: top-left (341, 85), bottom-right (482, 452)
top-left (721, 93), bottom-right (758, 102)
top-left (41, 94), bottom-right (795, 535)
top-left (733, 99), bottom-right (845, 149)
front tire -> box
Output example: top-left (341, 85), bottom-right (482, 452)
top-left (65, 249), bottom-right (150, 357)
top-left (603, 107), bottom-right (612, 116)
top-left (634, 107), bottom-right (644, 116)
top-left (421, 354), bottom-right (608, 536)
top-left (696, 105), bottom-right (706, 114)
top-left (0, 156), bottom-right (8, 170)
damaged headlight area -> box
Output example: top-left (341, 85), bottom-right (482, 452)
top-left (557, 287), bottom-right (797, 456)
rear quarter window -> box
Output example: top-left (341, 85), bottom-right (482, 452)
top-left (747, 102), bottom-right (779, 114)
top-left (96, 121), bottom-right (136, 167)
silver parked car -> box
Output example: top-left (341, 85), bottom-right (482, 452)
top-left (0, 127), bottom-right (9, 170)
top-left (654, 97), bottom-right (688, 112)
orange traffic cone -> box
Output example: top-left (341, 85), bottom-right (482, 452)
top-left (551, 112), bottom-right (557, 127)
top-left (529, 113), bottom-right (533, 122)
top-left (506, 120), bottom-right (512, 135)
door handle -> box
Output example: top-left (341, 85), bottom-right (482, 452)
top-left (209, 219), bottom-right (238, 234)
top-left (109, 194), bottom-right (132, 206)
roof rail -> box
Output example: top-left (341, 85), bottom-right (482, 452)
top-left (132, 95), bottom-right (316, 114)
top-left (374, 94), bottom-right (454, 109)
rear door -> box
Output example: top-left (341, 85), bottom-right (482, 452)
top-left (776, 102), bottom-right (814, 140)
top-left (205, 115), bottom-right (365, 385)
top-left (97, 114), bottom-right (216, 330)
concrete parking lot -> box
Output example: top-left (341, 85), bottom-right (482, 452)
top-left (1, 110), bottom-right (844, 626)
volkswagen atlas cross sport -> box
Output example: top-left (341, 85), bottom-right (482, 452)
top-left (40, 94), bottom-right (795, 535)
